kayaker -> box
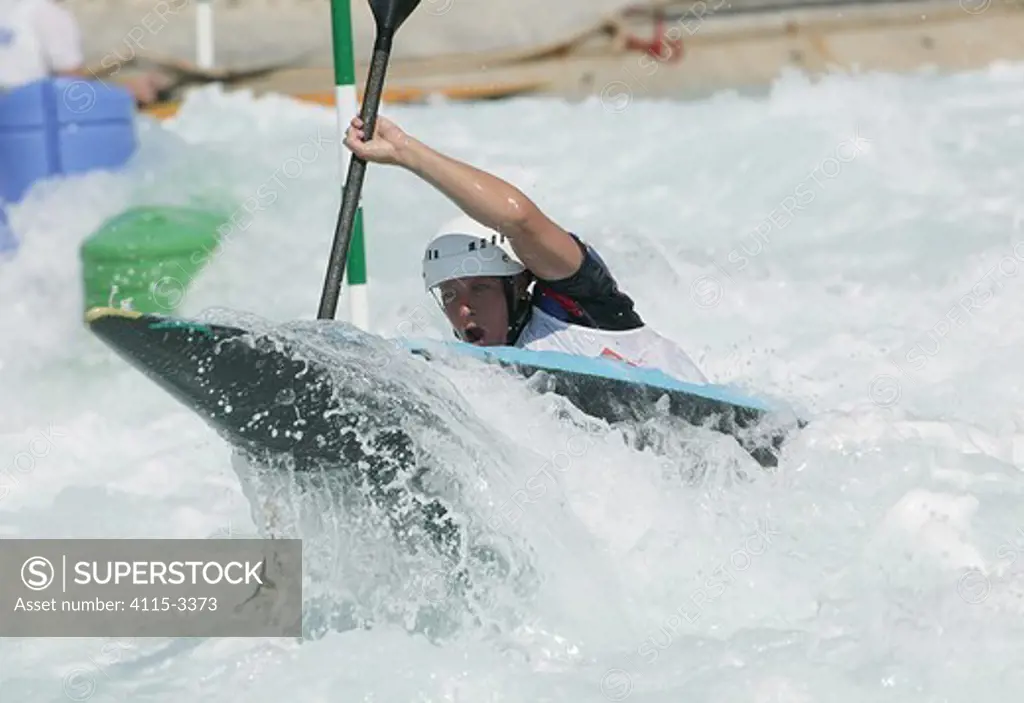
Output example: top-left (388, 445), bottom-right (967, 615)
top-left (343, 114), bottom-right (708, 385)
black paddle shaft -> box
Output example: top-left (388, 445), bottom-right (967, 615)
top-left (317, 0), bottom-right (422, 321)
top-left (317, 40), bottom-right (391, 320)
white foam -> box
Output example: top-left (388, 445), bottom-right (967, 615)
top-left (3, 65), bottom-right (1024, 700)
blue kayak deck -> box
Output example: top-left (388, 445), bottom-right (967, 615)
top-left (402, 338), bottom-right (778, 413)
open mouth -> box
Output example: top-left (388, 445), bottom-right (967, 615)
top-left (463, 326), bottom-right (485, 344)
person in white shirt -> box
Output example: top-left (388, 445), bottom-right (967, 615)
top-left (343, 114), bottom-right (709, 386)
top-left (0, 0), bottom-right (166, 105)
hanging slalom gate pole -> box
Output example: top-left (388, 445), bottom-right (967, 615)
top-left (318, 0), bottom-right (420, 324)
top-left (195, 0), bottom-right (215, 69)
top-left (328, 0), bottom-right (369, 330)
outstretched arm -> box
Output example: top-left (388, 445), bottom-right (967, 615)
top-left (344, 116), bottom-right (583, 281)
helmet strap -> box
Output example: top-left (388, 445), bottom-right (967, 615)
top-left (503, 274), bottom-right (533, 345)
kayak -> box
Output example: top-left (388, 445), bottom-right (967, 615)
top-left (86, 306), bottom-right (804, 556)
top-left (86, 306), bottom-right (802, 465)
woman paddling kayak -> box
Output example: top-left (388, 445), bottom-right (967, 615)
top-left (344, 114), bottom-right (707, 385)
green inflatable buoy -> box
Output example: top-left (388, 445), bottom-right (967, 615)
top-left (80, 205), bottom-right (228, 314)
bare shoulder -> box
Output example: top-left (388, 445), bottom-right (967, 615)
top-left (506, 204), bottom-right (584, 281)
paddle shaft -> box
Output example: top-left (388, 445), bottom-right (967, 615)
top-left (317, 34), bottom-right (395, 321)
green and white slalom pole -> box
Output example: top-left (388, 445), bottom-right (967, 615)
top-left (318, 0), bottom-right (422, 325)
top-left (328, 0), bottom-right (368, 329)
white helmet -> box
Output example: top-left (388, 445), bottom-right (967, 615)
top-left (422, 215), bottom-right (525, 291)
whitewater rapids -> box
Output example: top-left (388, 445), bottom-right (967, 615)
top-left (2, 62), bottom-right (1024, 701)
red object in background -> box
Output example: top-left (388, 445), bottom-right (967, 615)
top-left (623, 10), bottom-right (684, 62)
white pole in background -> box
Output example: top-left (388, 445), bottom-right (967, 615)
top-left (196, 0), bottom-right (215, 69)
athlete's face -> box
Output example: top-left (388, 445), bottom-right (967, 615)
top-left (437, 277), bottom-right (509, 346)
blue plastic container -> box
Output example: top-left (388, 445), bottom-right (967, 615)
top-left (0, 78), bottom-right (136, 205)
